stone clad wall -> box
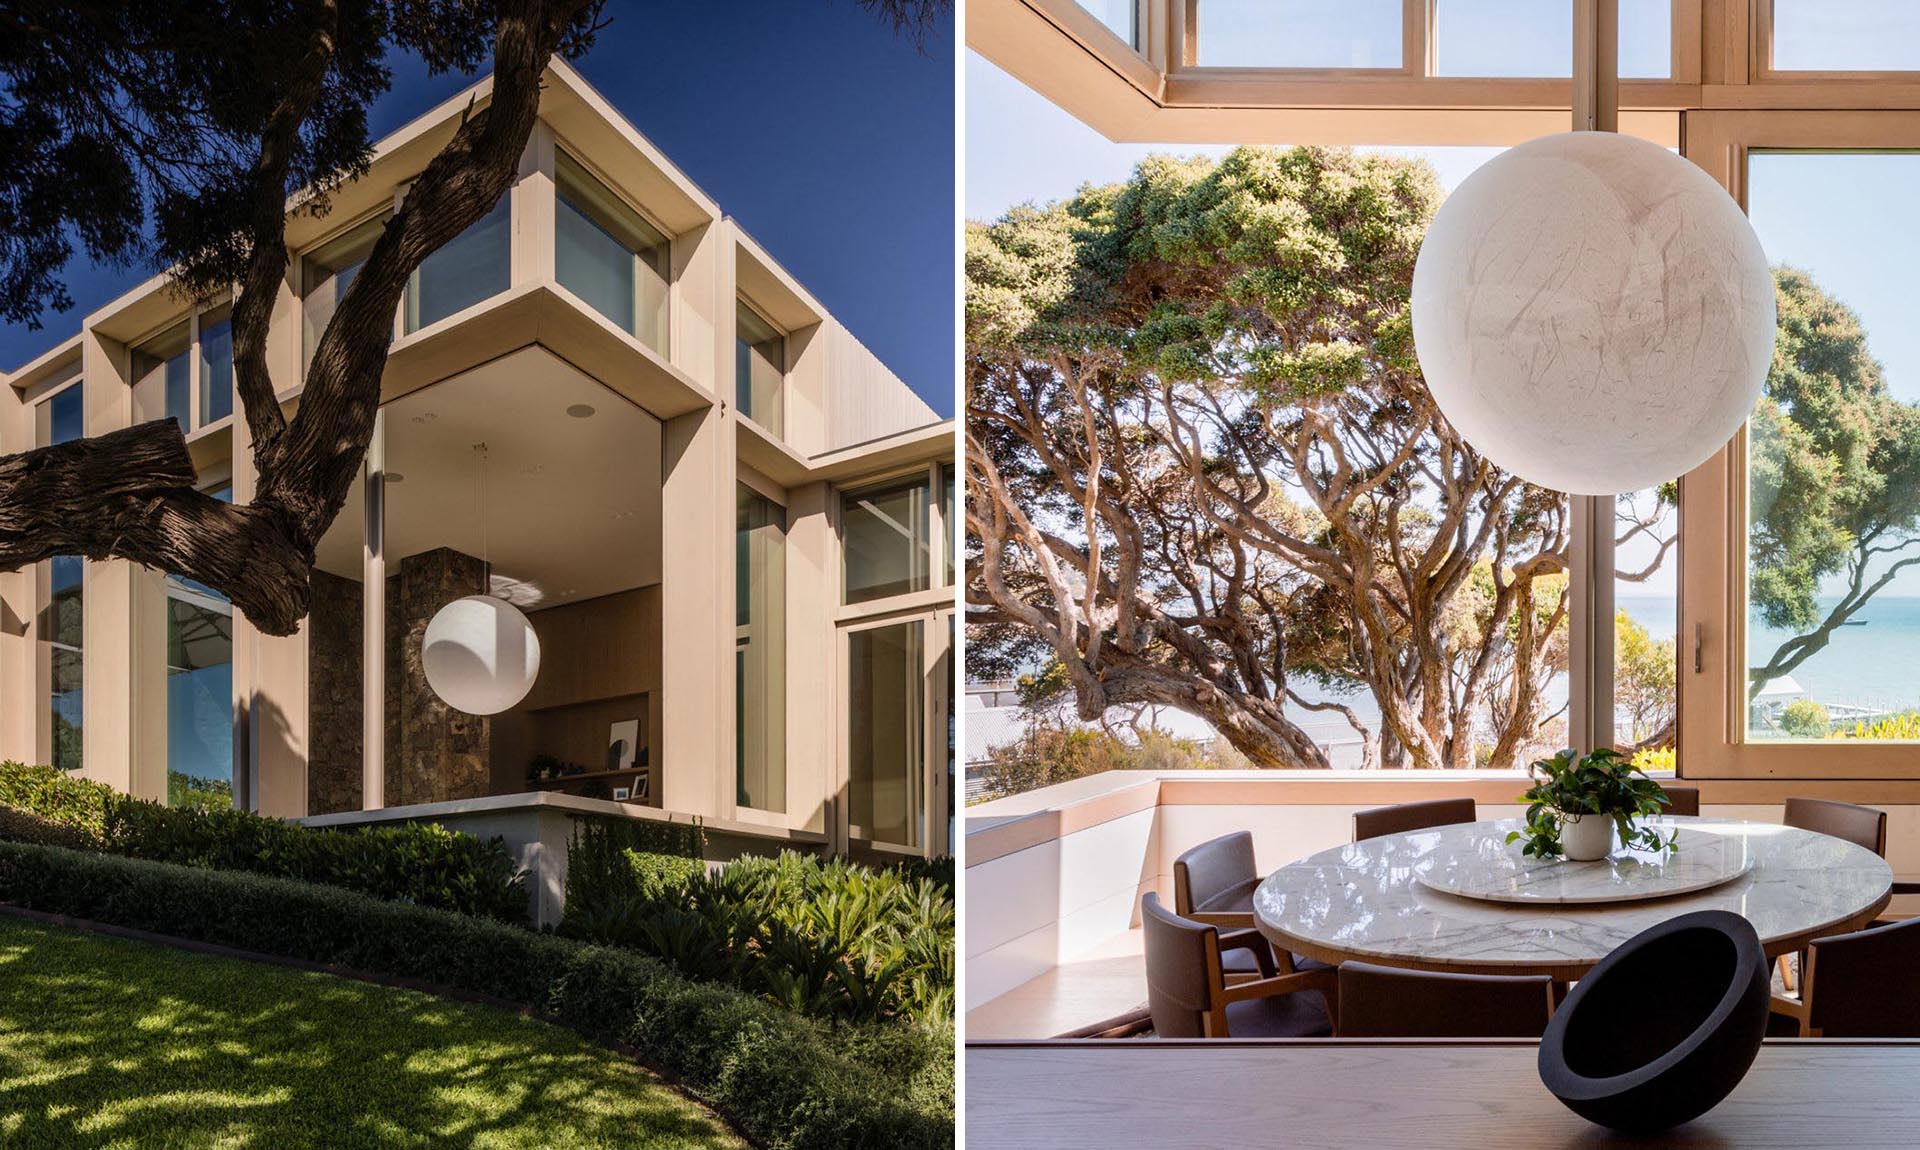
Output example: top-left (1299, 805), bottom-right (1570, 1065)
top-left (388, 547), bottom-right (491, 806)
top-left (307, 569), bottom-right (363, 815)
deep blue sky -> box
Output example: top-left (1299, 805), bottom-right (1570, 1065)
top-left (2, 1), bottom-right (956, 417)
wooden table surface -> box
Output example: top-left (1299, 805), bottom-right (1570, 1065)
top-left (967, 1039), bottom-right (1920, 1148)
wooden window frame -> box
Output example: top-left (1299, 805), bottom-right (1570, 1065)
top-left (1678, 109), bottom-right (1920, 779)
top-left (1750, 0), bottom-right (1920, 85)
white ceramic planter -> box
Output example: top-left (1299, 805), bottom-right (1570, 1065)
top-left (1560, 813), bottom-right (1615, 861)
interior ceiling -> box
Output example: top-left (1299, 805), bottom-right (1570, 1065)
top-left (315, 346), bottom-right (663, 610)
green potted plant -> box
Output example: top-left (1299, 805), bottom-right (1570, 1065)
top-left (1509, 747), bottom-right (1677, 861)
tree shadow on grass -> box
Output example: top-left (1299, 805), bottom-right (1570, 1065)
top-left (0, 919), bottom-right (745, 1150)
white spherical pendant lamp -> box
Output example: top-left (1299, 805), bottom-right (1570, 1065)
top-left (1411, 131), bottom-right (1776, 495)
top-left (422, 594), bottom-right (541, 715)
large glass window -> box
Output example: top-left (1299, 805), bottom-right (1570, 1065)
top-left (406, 196), bottom-right (510, 333)
top-left (302, 214), bottom-right (387, 377)
top-left (37, 383), bottom-right (84, 772)
top-left (1771, 1), bottom-right (1920, 72)
top-left (1196, 0), bottom-right (1401, 69)
top-left (843, 475), bottom-right (931, 604)
top-left (131, 322), bottom-right (191, 430)
top-left (1433, 0), bottom-right (1671, 78)
top-left (736, 302), bottom-right (785, 437)
top-left (848, 620), bottom-right (924, 849)
top-left (1743, 151), bottom-right (1920, 742)
top-left (556, 152), bottom-right (671, 353)
top-left (167, 485), bottom-right (234, 809)
top-left (197, 304), bottom-right (233, 426)
top-left (736, 485), bottom-right (787, 812)
top-left (1616, 486), bottom-right (1678, 762)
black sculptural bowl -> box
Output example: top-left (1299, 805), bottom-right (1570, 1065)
top-left (1538, 909), bottom-right (1770, 1134)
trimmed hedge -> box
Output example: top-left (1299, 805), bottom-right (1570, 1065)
top-left (0, 841), bottom-right (951, 1150)
top-left (0, 761), bottom-right (526, 922)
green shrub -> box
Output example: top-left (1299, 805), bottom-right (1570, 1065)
top-left (0, 841), bottom-right (950, 1150)
top-left (562, 842), bottom-right (956, 1027)
top-left (0, 805), bottom-right (99, 851)
top-left (1780, 698), bottom-right (1832, 738)
top-left (0, 761), bottom-right (526, 922)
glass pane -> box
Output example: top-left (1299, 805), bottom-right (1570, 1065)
top-left (199, 304), bottom-right (233, 425)
top-left (1197, 0), bottom-right (1401, 68)
top-left (1772, 1), bottom-right (1920, 72)
top-left (1076, 0), bottom-right (1134, 44)
top-left (1616, 485), bottom-right (1678, 766)
top-left (940, 463), bottom-right (955, 586)
top-left (843, 476), bottom-right (931, 604)
top-left (131, 322), bottom-right (191, 430)
top-left (1745, 152), bottom-right (1920, 741)
top-left (1434, 0), bottom-right (1671, 78)
top-left (556, 152), bottom-right (671, 354)
top-left (406, 196), bottom-right (510, 333)
top-left (40, 381), bottom-right (83, 446)
top-left (166, 586), bottom-right (233, 808)
top-left (736, 485), bottom-right (787, 812)
top-left (48, 554), bottom-right (83, 772)
top-left (302, 215), bottom-right (386, 378)
top-left (736, 303), bottom-right (785, 437)
top-left (848, 620), bottom-right (923, 848)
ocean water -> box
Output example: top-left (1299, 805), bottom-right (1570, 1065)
top-left (1281, 593), bottom-right (1920, 759)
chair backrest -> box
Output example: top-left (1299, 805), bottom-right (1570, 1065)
top-left (1173, 831), bottom-right (1257, 918)
top-left (1140, 893), bottom-right (1218, 1039)
top-left (1660, 785), bottom-right (1700, 817)
top-left (1338, 961), bottom-right (1556, 1038)
top-left (1783, 797), bottom-right (1887, 856)
top-left (1809, 917), bottom-right (1920, 1037)
top-left (1354, 797), bottom-right (1476, 842)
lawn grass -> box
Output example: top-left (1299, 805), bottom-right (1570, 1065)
top-left (0, 917), bottom-right (747, 1150)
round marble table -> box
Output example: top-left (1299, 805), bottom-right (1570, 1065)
top-left (1252, 817), bottom-right (1892, 980)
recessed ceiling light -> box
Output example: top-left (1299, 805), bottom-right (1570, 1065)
top-left (566, 404), bottom-right (596, 419)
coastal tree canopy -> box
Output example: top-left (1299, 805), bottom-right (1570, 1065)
top-left (966, 146), bottom-right (1684, 771)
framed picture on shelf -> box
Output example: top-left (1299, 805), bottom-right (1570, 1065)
top-left (607, 719), bottom-right (640, 772)
top-left (612, 786), bottom-right (631, 801)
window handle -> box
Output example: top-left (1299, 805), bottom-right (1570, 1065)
top-left (1693, 622), bottom-right (1703, 674)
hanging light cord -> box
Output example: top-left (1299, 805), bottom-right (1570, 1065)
top-left (473, 442), bottom-right (490, 596)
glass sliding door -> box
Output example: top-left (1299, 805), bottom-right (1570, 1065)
top-left (36, 382), bottom-right (84, 772)
top-left (736, 484), bottom-right (787, 812)
top-left (847, 619), bottom-right (925, 849)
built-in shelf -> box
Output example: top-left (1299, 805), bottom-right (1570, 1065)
top-left (527, 765), bottom-right (650, 788)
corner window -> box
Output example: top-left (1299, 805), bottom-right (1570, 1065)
top-left (555, 151), bottom-right (672, 354)
top-left (736, 485), bottom-right (787, 813)
top-left (132, 307), bottom-right (233, 434)
top-left (736, 302), bottom-right (786, 438)
top-left (405, 195), bottom-right (510, 334)
top-left (301, 214), bottom-right (387, 378)
top-left (131, 322), bottom-right (191, 430)
top-left (842, 475), bottom-right (931, 605)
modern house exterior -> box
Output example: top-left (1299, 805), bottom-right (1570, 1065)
top-left (0, 63), bottom-right (955, 919)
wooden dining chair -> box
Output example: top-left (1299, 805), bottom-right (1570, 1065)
top-left (1775, 798), bottom-right (1887, 1004)
top-left (1140, 893), bottom-right (1337, 1038)
top-left (1354, 798), bottom-right (1476, 842)
top-left (1790, 916), bottom-right (1920, 1037)
top-left (1173, 831), bottom-right (1328, 978)
top-left (1783, 797), bottom-right (1887, 856)
top-left (1337, 961), bottom-right (1557, 1038)
top-left (1659, 785), bottom-right (1700, 817)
